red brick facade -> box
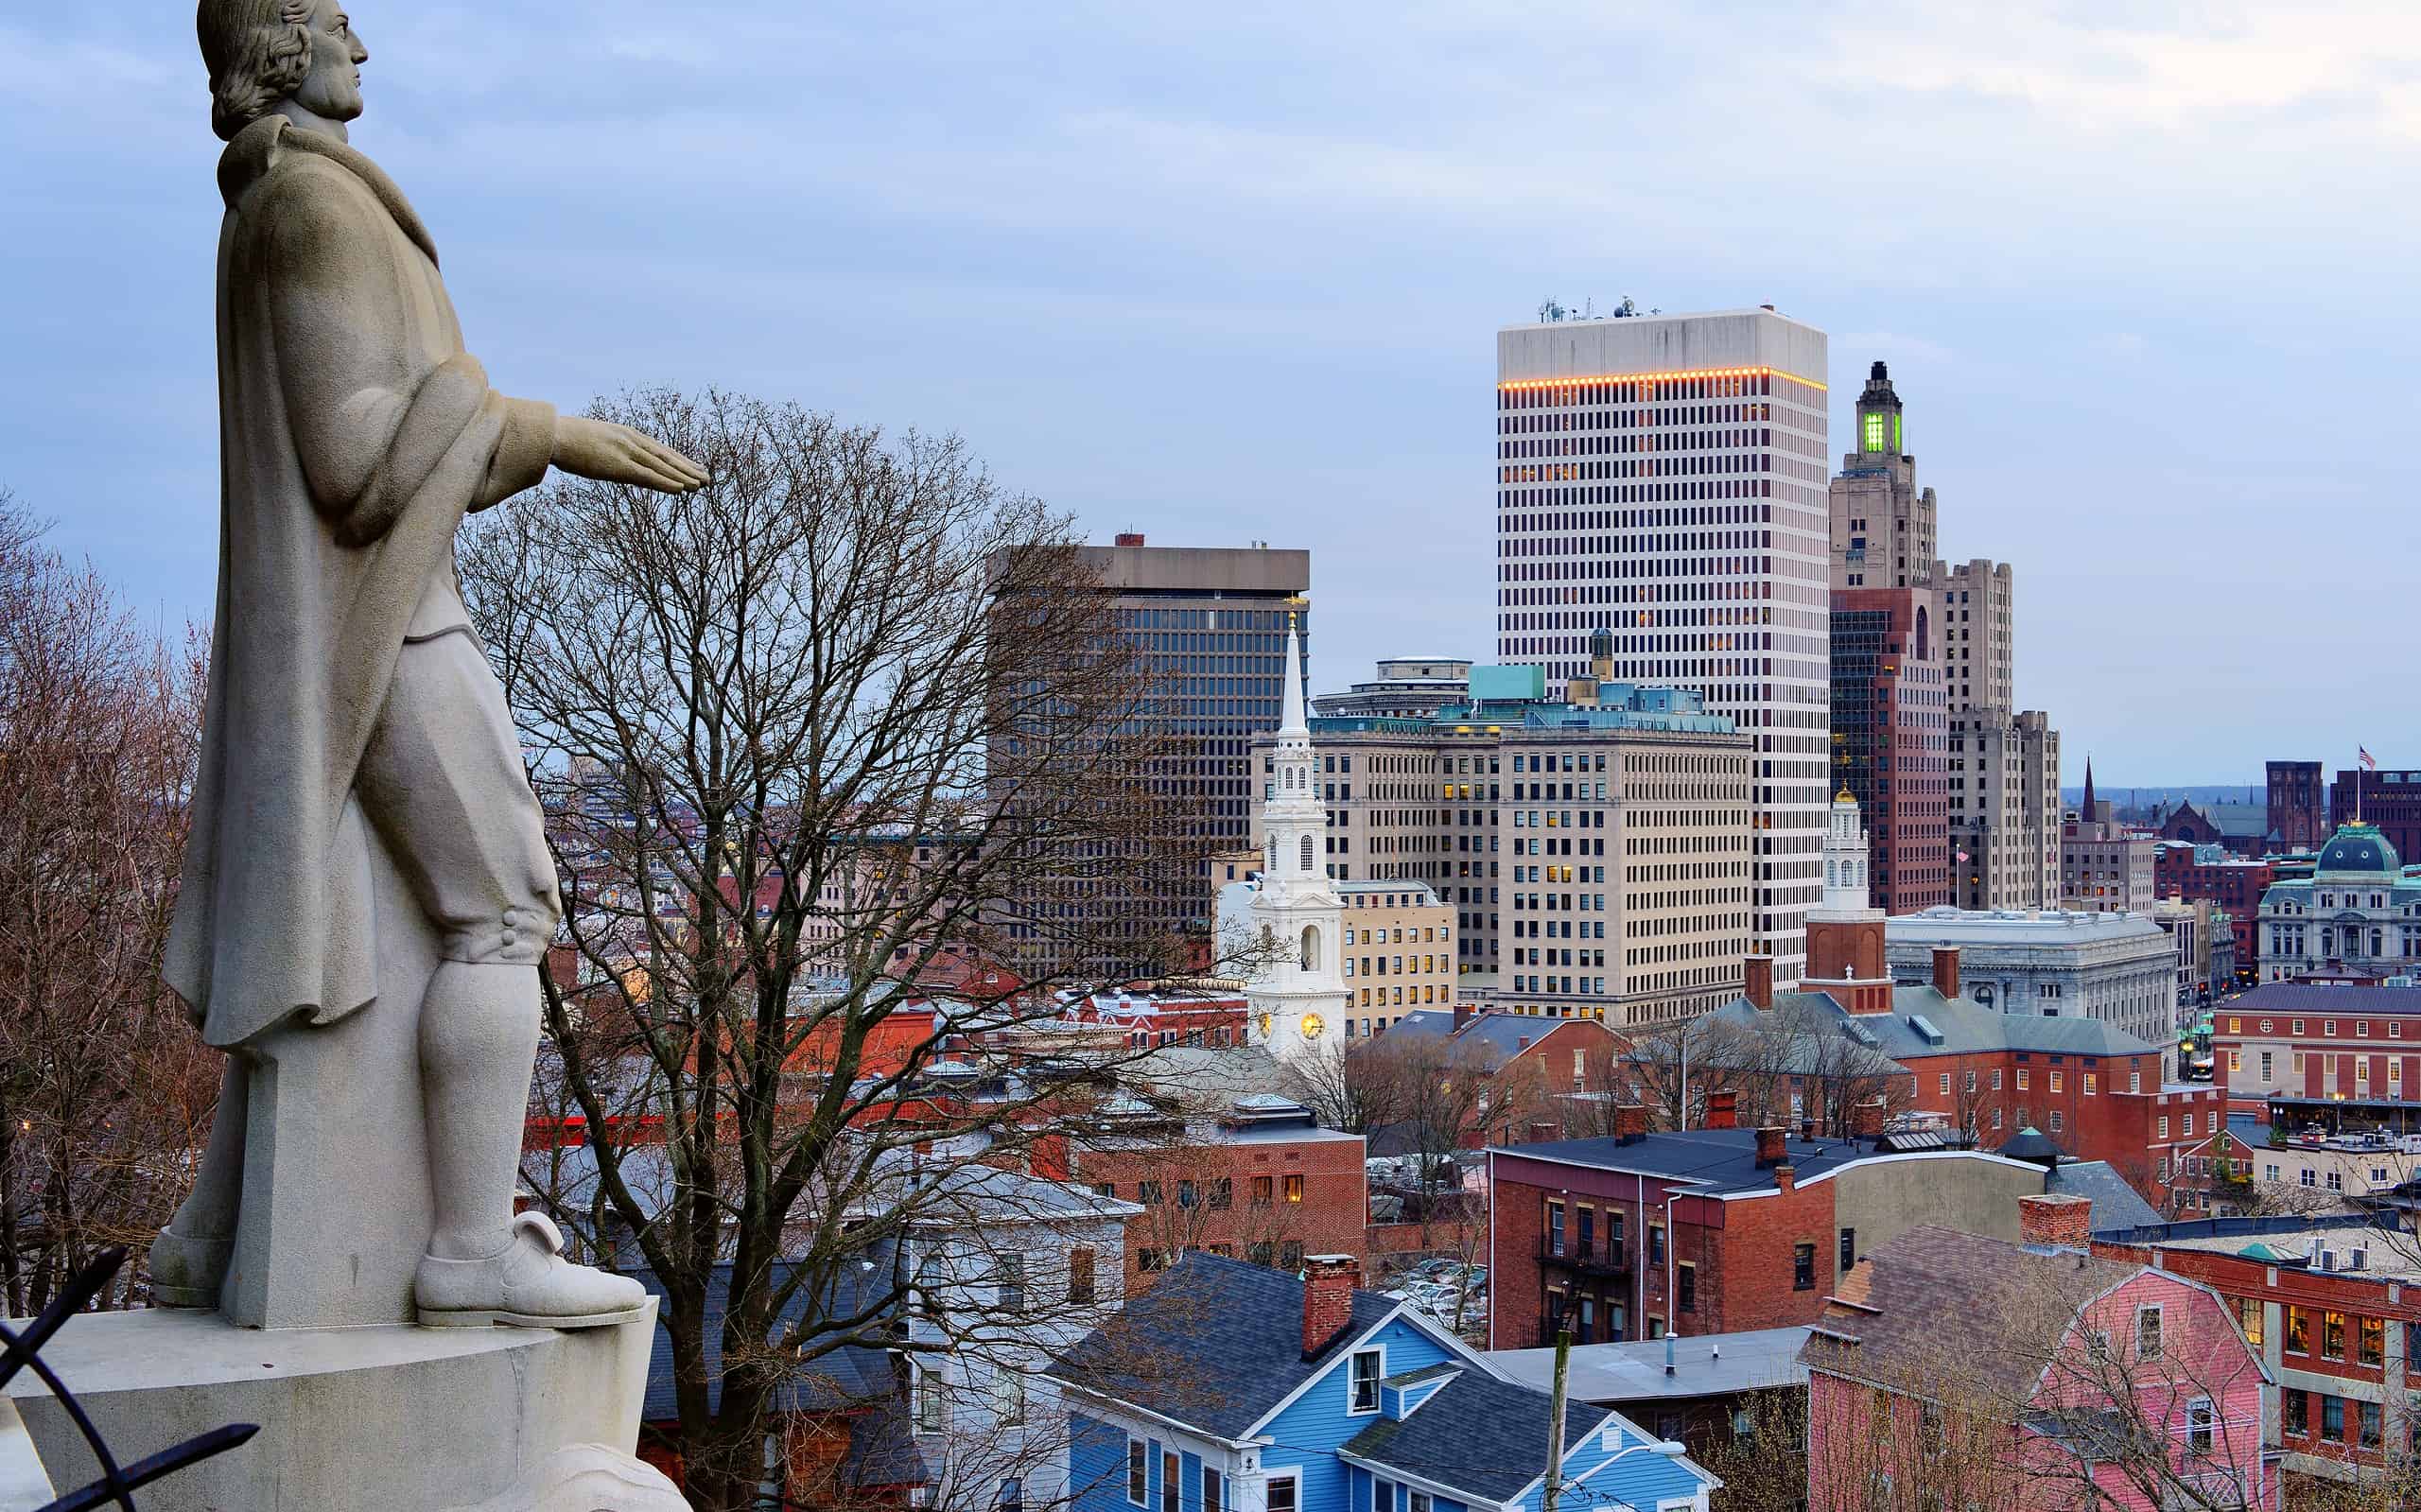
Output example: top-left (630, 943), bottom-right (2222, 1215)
top-left (1071, 1128), bottom-right (1367, 1285)
top-left (2154, 845), bottom-right (2272, 980)
top-left (1894, 1043), bottom-right (2220, 1202)
top-left (1488, 1147), bottom-right (1839, 1347)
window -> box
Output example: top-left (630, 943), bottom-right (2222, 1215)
top-left (1839, 1228), bottom-right (1856, 1272)
top-left (1139, 1181), bottom-right (1163, 1206)
top-left (2286, 1306), bottom-right (2309, 1355)
top-left (2323, 1310), bottom-right (2346, 1359)
top-left (1679, 1261), bottom-right (1697, 1313)
top-left (1251, 1176), bottom-right (1273, 1207)
top-left (1548, 1201), bottom-right (1566, 1257)
top-left (2016, 1069), bottom-right (2029, 1091)
top-left (1284, 1174), bottom-right (1304, 1204)
top-left (997, 1253), bottom-right (1025, 1314)
top-left (1648, 1225), bottom-right (1665, 1265)
top-left (2187, 1399), bottom-right (2215, 1455)
top-left (1794, 1243), bottom-right (1816, 1291)
top-left (1001, 1479), bottom-right (1024, 1512)
top-left (2323, 1395), bottom-right (2346, 1443)
top-left (1069, 1247), bottom-right (1097, 1305)
top-left (1202, 1469), bottom-right (1223, 1512)
top-left (2362, 1399), bottom-right (2384, 1449)
top-left (2049, 1070), bottom-right (2063, 1093)
top-left (1350, 1348), bottom-right (1383, 1414)
top-left (1372, 1482), bottom-right (1390, 1512)
top-left (919, 1370), bottom-right (949, 1433)
top-left (2237, 1296), bottom-right (2263, 1347)
top-left (1266, 1474), bottom-right (1298, 1512)
top-left (1161, 1452), bottom-right (1179, 1512)
top-left (1280, 1241), bottom-right (1304, 1270)
top-left (1139, 1249), bottom-right (1164, 1273)
top-left (1408, 1494), bottom-right (1430, 1512)
top-left (2361, 1314), bottom-right (2385, 1366)
top-left (997, 1371), bottom-right (1025, 1426)
top-left (2136, 1306), bottom-right (2163, 1361)
top-left (2284, 1390), bottom-right (2308, 1436)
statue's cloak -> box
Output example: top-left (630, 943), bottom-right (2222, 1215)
top-left (165, 115), bottom-right (555, 1048)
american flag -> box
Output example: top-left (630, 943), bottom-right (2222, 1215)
top-left (2361, 746), bottom-right (2378, 772)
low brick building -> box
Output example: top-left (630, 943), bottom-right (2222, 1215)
top-left (2211, 981), bottom-right (2421, 1111)
top-left (1484, 1114), bottom-right (2150, 1350)
top-left (1383, 1007), bottom-right (1627, 1141)
top-left (1068, 1095), bottom-right (1367, 1284)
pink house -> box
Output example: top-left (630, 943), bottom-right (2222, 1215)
top-left (1800, 1206), bottom-right (2276, 1511)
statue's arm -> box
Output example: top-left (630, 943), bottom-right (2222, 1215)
top-left (265, 168), bottom-right (554, 543)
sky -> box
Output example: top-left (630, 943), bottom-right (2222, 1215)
top-left (6, 2), bottom-right (2417, 788)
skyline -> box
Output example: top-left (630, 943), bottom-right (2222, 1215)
top-left (7, 3), bottom-right (2419, 784)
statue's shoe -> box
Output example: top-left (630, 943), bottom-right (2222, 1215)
top-left (148, 1225), bottom-right (232, 1309)
top-left (415, 1212), bottom-right (649, 1330)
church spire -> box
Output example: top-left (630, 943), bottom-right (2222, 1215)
top-left (1280, 613), bottom-right (1307, 737)
top-left (2081, 756), bottom-right (2097, 823)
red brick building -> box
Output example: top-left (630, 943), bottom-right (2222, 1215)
top-left (2095, 1214), bottom-right (2420, 1492)
top-left (2154, 843), bottom-right (2273, 982)
top-left (1068, 1096), bottom-right (1367, 1284)
top-left (1484, 1114), bottom-right (2111, 1349)
top-left (2209, 982), bottom-right (2421, 1115)
top-left (1385, 1008), bottom-right (1627, 1141)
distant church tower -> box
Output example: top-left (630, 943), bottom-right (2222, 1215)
top-left (1246, 618), bottom-right (1348, 1061)
top-left (1803, 790), bottom-right (1892, 1012)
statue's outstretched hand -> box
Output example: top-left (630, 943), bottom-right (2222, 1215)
top-left (551, 416), bottom-right (708, 494)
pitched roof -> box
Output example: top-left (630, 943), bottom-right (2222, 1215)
top-left (1043, 1251), bottom-right (1398, 1439)
top-left (1341, 1370), bottom-right (1605, 1503)
top-left (2045, 1159), bottom-right (2165, 1232)
top-left (1799, 1226), bottom-right (2138, 1405)
top-left (2230, 982), bottom-right (2421, 1016)
top-left (1698, 982), bottom-right (2164, 1067)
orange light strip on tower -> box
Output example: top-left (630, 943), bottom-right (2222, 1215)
top-left (1496, 365), bottom-right (1827, 391)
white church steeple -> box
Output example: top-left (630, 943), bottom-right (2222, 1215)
top-left (1246, 616), bottom-right (1347, 1060)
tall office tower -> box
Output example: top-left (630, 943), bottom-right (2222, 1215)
top-left (991, 533), bottom-right (1309, 982)
top-left (1829, 588), bottom-right (1949, 914)
top-left (1947, 711), bottom-right (2063, 910)
top-left (2268, 759), bottom-right (2325, 852)
top-left (1495, 305), bottom-right (1831, 981)
top-left (1828, 361), bottom-right (1935, 591)
top-left (1935, 560), bottom-right (2014, 713)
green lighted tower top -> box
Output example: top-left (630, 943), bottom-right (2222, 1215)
top-left (1856, 358), bottom-right (1904, 456)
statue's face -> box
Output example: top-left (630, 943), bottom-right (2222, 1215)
top-left (289, 1), bottom-right (369, 123)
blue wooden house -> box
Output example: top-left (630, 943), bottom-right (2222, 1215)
top-left (1046, 1255), bottom-right (1714, 1512)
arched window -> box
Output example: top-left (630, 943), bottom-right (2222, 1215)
top-left (1300, 926), bottom-right (1320, 971)
top-left (1914, 604), bottom-right (1929, 662)
top-left (1299, 835), bottom-right (1315, 871)
top-left (1266, 839), bottom-right (1276, 874)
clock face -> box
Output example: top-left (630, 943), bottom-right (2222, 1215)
top-left (1300, 1013), bottom-right (1325, 1040)
top-left (1258, 1013), bottom-right (1274, 1039)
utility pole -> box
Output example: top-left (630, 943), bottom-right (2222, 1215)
top-left (1541, 1327), bottom-right (1572, 1512)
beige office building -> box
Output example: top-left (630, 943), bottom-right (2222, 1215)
top-left (1251, 659), bottom-right (1756, 1027)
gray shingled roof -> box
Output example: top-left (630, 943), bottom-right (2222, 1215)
top-left (1496, 1127), bottom-right (1887, 1195)
top-left (2045, 1159), bottom-right (2165, 1232)
top-left (2230, 983), bottom-right (2421, 1016)
top-left (1698, 983), bottom-right (2163, 1066)
top-left (1341, 1369), bottom-right (1604, 1503)
top-left (1799, 1226), bottom-right (2139, 1405)
top-left (1044, 1251), bottom-right (1398, 1439)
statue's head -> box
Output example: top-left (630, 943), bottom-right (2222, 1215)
top-left (199, 0), bottom-right (367, 142)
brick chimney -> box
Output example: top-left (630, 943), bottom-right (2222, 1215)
top-left (1754, 1126), bottom-right (1786, 1169)
top-left (2017, 1193), bottom-right (2094, 1251)
top-left (1612, 1104), bottom-right (1648, 1145)
top-left (1743, 954), bottom-right (1774, 1010)
top-left (1931, 946), bottom-right (1961, 1000)
top-left (1453, 1003), bottom-right (1476, 1031)
top-left (1705, 1089), bottom-right (1740, 1130)
top-left (1301, 1255), bottom-right (1361, 1358)
top-left (1850, 1097), bottom-right (1887, 1140)
top-left (1114, 531), bottom-right (1146, 547)
top-left (1774, 1163), bottom-right (1796, 1194)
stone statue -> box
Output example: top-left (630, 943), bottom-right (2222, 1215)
top-left (152, 0), bottom-right (706, 1330)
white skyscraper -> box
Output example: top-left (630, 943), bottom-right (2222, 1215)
top-left (1495, 305), bottom-right (1831, 981)
top-left (1245, 618), bottom-right (1348, 1060)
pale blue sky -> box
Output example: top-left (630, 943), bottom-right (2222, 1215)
top-left (5, 3), bottom-right (2415, 784)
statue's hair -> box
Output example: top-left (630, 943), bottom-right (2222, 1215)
top-left (198, 0), bottom-right (317, 143)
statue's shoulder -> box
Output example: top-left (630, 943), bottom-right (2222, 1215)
top-left (217, 116), bottom-right (437, 268)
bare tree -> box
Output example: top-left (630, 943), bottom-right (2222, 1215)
top-left (1273, 1038), bottom-right (1409, 1137)
top-left (462, 391), bottom-right (1227, 1512)
top-left (0, 490), bottom-right (216, 1315)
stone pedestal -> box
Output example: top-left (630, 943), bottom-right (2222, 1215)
top-left (4, 1304), bottom-right (681, 1510)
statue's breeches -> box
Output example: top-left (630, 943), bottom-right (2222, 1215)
top-left (356, 633), bottom-right (561, 964)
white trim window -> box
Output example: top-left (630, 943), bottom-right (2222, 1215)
top-left (2136, 1305), bottom-right (2164, 1362)
top-left (1349, 1347), bottom-right (1384, 1414)
top-left (1126, 1438), bottom-right (1147, 1506)
top-left (1265, 1469), bottom-right (1300, 1512)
